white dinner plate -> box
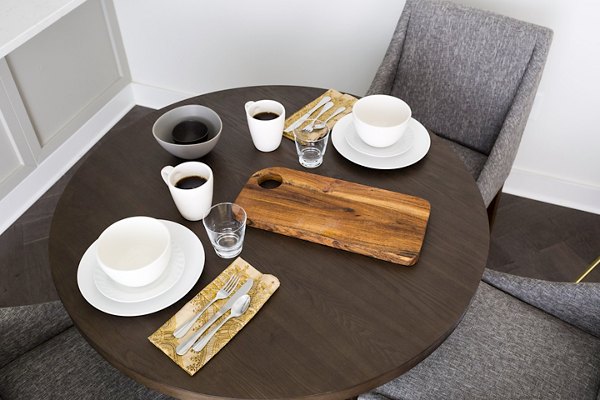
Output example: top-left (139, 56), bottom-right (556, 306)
top-left (332, 114), bottom-right (431, 170)
top-left (93, 242), bottom-right (186, 303)
top-left (77, 220), bottom-right (204, 316)
top-left (346, 120), bottom-right (414, 158)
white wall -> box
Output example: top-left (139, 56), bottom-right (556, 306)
top-left (113, 0), bottom-right (404, 97)
top-left (454, 0), bottom-right (600, 214)
top-left (113, 0), bottom-right (600, 214)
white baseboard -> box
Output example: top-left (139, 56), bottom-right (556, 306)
top-left (504, 167), bottom-right (600, 215)
top-left (0, 85), bottom-right (136, 235)
top-left (130, 82), bottom-right (197, 110)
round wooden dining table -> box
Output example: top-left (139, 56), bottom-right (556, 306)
top-left (49, 85), bottom-right (489, 400)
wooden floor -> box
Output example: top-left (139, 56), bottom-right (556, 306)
top-left (489, 194), bottom-right (600, 283)
top-left (0, 106), bottom-right (154, 307)
top-left (1, 106), bottom-right (598, 306)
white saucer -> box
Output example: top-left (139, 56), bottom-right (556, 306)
top-left (332, 114), bottom-right (431, 170)
top-left (77, 220), bottom-right (204, 316)
top-left (92, 242), bottom-right (186, 303)
top-left (346, 120), bottom-right (414, 158)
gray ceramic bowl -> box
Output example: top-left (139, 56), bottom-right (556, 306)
top-left (152, 105), bottom-right (222, 160)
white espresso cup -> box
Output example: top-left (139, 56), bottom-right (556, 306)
top-left (352, 94), bottom-right (412, 148)
top-left (161, 162), bottom-right (213, 221)
top-left (244, 100), bottom-right (285, 152)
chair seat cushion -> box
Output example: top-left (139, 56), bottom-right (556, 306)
top-left (0, 327), bottom-right (171, 400)
top-left (436, 135), bottom-right (487, 180)
top-left (360, 282), bottom-right (600, 400)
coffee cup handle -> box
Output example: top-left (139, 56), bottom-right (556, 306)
top-left (161, 166), bottom-right (174, 186)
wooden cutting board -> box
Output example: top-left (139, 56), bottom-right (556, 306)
top-left (234, 167), bottom-right (431, 266)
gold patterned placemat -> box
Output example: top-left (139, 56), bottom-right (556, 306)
top-left (283, 88), bottom-right (357, 140)
top-left (148, 257), bottom-right (279, 376)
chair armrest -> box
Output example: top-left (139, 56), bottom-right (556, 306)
top-left (0, 301), bottom-right (72, 368)
top-left (476, 28), bottom-right (552, 206)
top-left (483, 269), bottom-right (600, 338)
top-left (366, 2), bottom-right (412, 96)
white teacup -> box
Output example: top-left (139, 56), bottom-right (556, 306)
top-left (352, 95), bottom-right (412, 148)
top-left (245, 100), bottom-right (285, 152)
top-left (96, 216), bottom-right (171, 287)
top-left (161, 162), bottom-right (213, 221)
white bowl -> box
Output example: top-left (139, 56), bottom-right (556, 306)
top-left (352, 95), bottom-right (412, 148)
top-left (96, 216), bottom-right (171, 287)
top-left (152, 105), bottom-right (223, 160)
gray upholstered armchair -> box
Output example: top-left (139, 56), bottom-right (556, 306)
top-left (0, 301), bottom-right (171, 399)
top-left (361, 269), bottom-right (600, 399)
top-left (363, 5), bottom-right (600, 397)
top-left (367, 0), bottom-right (553, 214)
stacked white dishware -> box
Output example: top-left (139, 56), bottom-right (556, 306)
top-left (331, 94), bottom-right (431, 169)
top-left (77, 216), bottom-right (205, 316)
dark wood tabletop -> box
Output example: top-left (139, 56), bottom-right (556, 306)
top-left (49, 85), bottom-right (489, 400)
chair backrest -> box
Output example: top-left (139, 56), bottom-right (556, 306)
top-left (379, 0), bottom-right (552, 155)
top-left (483, 269), bottom-right (600, 339)
top-left (0, 302), bottom-right (72, 369)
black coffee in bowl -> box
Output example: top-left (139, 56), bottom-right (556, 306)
top-left (253, 112), bottom-right (279, 121)
top-left (175, 175), bottom-right (207, 189)
top-left (172, 120), bottom-right (209, 144)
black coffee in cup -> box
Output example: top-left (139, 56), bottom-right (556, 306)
top-left (253, 112), bottom-right (279, 121)
top-left (175, 175), bottom-right (207, 189)
top-left (172, 120), bottom-right (209, 144)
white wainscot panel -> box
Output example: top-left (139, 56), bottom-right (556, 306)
top-left (0, 58), bottom-right (37, 199)
top-left (5, 0), bottom-right (129, 162)
top-left (0, 117), bottom-right (27, 195)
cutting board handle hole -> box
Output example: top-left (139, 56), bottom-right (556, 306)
top-left (258, 173), bottom-right (283, 189)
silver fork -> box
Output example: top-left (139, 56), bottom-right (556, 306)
top-left (173, 273), bottom-right (240, 338)
top-left (302, 102), bottom-right (334, 132)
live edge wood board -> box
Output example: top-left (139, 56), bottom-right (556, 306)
top-left (235, 167), bottom-right (431, 266)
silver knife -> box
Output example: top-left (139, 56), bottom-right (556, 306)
top-left (176, 278), bottom-right (254, 355)
top-left (284, 96), bottom-right (332, 133)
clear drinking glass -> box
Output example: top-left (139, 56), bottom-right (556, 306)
top-left (202, 202), bottom-right (247, 258)
top-left (293, 119), bottom-right (330, 168)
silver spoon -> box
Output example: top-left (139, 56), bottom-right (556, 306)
top-left (313, 106), bottom-right (346, 129)
top-left (191, 294), bottom-right (251, 352)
